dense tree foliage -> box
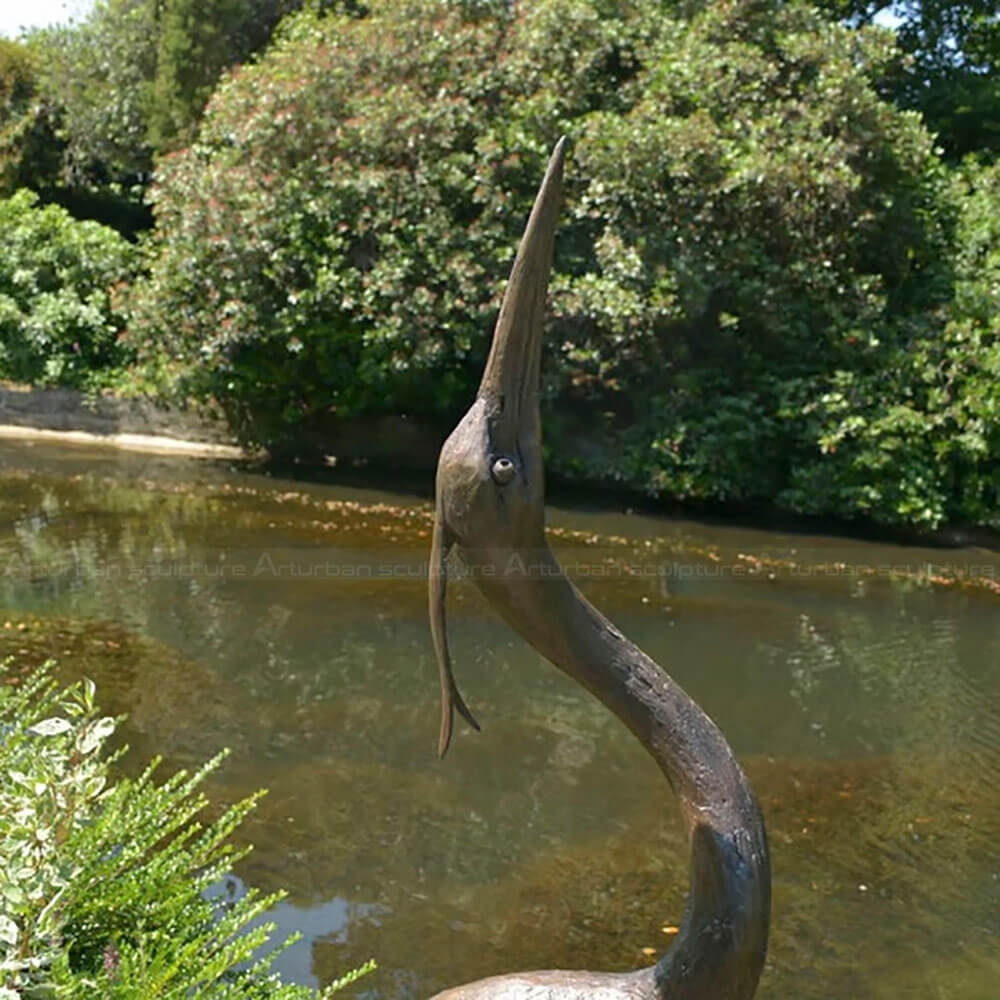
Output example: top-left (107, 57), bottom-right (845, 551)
top-left (149, 0), bottom-right (305, 152)
top-left (815, 1), bottom-right (1000, 159)
top-left (770, 159), bottom-right (999, 528)
top-left (126, 0), bottom-right (997, 529)
top-left (0, 190), bottom-right (138, 388)
top-left (0, 39), bottom-right (64, 196)
top-left (0, 0), bottom-right (996, 531)
top-left (32, 2), bottom-right (158, 191)
top-left (6, 0), bottom-right (302, 230)
top-left (890, 0), bottom-right (1000, 159)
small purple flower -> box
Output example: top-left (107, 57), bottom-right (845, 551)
top-left (103, 940), bottom-right (120, 978)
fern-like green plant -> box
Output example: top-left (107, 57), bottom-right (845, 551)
top-left (0, 658), bottom-right (374, 999)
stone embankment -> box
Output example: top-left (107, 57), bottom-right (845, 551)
top-left (0, 383), bottom-right (243, 459)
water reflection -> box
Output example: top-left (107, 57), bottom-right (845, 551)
top-left (0, 440), bottom-right (998, 998)
top-left (208, 874), bottom-right (386, 990)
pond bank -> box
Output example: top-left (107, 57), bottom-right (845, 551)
top-left (0, 424), bottom-right (246, 459)
top-left (2, 382), bottom-right (997, 553)
top-left (0, 382), bottom-right (446, 468)
top-left (0, 382), bottom-right (244, 459)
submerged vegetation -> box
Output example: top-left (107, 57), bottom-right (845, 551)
top-left (0, 0), bottom-right (998, 532)
top-left (0, 458), bottom-right (996, 997)
top-left (0, 659), bottom-right (374, 998)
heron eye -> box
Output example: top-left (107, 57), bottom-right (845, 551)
top-left (491, 456), bottom-right (516, 485)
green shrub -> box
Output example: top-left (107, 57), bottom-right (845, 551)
top-left (0, 659), bottom-right (374, 998)
top-left (772, 159), bottom-right (1000, 530)
top-left (127, 1), bottom-right (941, 437)
top-left (0, 190), bottom-right (139, 389)
top-left (127, 0), bottom-right (994, 529)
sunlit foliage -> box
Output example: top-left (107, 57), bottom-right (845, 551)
top-left (125, 0), bottom-right (998, 528)
top-left (0, 659), bottom-right (375, 998)
top-left (0, 190), bottom-right (138, 388)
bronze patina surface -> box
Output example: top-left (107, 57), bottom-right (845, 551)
top-left (428, 139), bottom-right (771, 999)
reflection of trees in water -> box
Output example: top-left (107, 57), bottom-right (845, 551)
top-left (0, 471), bottom-right (226, 624)
top-left (781, 592), bottom-right (998, 755)
top-left (226, 612), bottom-right (999, 998)
top-left (297, 747), bottom-right (1000, 999)
top-left (753, 603), bottom-right (1000, 998)
top-left (0, 468), bottom-right (427, 673)
top-left (1, 467), bottom-right (999, 998)
top-left (299, 601), bottom-right (1000, 998)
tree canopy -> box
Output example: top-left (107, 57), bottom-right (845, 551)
top-left (0, 0), bottom-right (996, 532)
top-left (123, 0), bottom-right (998, 528)
top-left (2, 0), bottom-right (304, 230)
top-left (815, 0), bottom-right (1000, 159)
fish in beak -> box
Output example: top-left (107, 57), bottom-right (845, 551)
top-left (429, 137), bottom-right (567, 756)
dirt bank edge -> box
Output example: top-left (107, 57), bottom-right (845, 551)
top-left (0, 382), bottom-right (245, 459)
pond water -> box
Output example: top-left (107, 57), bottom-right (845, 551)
top-left (0, 439), bottom-right (998, 999)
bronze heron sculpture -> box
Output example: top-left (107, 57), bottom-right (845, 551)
top-left (428, 138), bottom-right (770, 1000)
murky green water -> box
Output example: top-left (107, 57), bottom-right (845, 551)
top-left (1, 439), bottom-right (998, 999)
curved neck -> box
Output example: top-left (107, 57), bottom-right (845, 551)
top-left (471, 543), bottom-right (770, 1000)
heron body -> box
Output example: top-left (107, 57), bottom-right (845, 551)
top-left (428, 138), bottom-right (770, 1000)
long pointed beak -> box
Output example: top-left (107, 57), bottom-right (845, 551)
top-left (478, 136), bottom-right (566, 447)
top-left (431, 136), bottom-right (566, 757)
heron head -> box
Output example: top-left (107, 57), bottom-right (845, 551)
top-left (434, 136), bottom-right (565, 556)
top-left (429, 137), bottom-right (566, 755)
